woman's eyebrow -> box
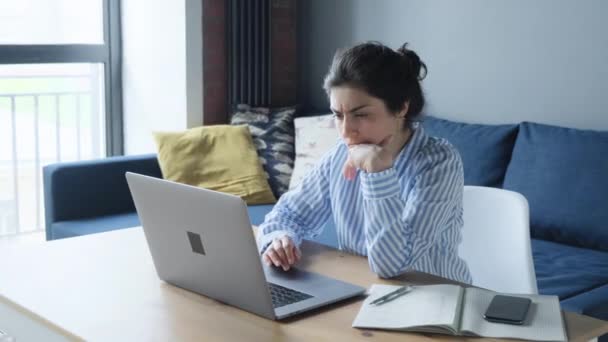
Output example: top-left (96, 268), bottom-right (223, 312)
top-left (330, 104), bottom-right (370, 115)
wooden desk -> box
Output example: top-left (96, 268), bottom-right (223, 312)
top-left (1, 227), bottom-right (607, 341)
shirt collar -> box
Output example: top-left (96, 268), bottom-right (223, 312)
top-left (394, 122), bottom-right (427, 171)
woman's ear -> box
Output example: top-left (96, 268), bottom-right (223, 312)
top-left (399, 102), bottom-right (410, 119)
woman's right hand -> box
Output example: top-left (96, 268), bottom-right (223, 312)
top-left (262, 235), bottom-right (301, 271)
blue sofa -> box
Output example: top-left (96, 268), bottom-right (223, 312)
top-left (43, 117), bottom-right (608, 340)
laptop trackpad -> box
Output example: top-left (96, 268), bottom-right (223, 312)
top-left (264, 264), bottom-right (351, 297)
top-left (264, 265), bottom-right (316, 287)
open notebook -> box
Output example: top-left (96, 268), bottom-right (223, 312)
top-left (353, 284), bottom-right (566, 341)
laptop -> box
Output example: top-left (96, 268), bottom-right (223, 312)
top-left (125, 172), bottom-right (365, 320)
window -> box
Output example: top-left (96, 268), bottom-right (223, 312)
top-left (0, 0), bottom-right (122, 236)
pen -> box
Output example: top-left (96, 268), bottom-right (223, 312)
top-left (370, 285), bottom-right (414, 305)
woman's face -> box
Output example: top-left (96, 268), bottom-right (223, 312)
top-left (330, 86), bottom-right (405, 147)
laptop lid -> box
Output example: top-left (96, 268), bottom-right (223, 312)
top-left (125, 172), bottom-right (365, 320)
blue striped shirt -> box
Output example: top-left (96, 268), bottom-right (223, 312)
top-left (258, 124), bottom-right (472, 283)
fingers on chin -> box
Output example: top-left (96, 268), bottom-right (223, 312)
top-left (347, 167), bottom-right (356, 180)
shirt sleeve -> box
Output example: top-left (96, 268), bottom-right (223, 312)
top-left (359, 146), bottom-right (464, 278)
top-left (256, 147), bottom-right (336, 254)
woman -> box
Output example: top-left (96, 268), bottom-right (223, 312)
top-left (257, 41), bottom-right (471, 283)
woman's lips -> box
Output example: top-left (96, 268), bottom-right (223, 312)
top-left (347, 141), bottom-right (374, 147)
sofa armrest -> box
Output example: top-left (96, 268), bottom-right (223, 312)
top-left (43, 154), bottom-right (162, 240)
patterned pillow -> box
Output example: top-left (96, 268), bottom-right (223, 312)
top-left (289, 114), bottom-right (340, 190)
top-left (230, 104), bottom-right (296, 198)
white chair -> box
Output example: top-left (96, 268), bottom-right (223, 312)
top-left (459, 186), bottom-right (538, 294)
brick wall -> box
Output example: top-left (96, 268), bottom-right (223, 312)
top-left (271, 0), bottom-right (297, 107)
top-left (202, 0), bottom-right (227, 125)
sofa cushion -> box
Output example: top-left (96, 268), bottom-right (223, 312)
top-left (311, 220), bottom-right (339, 248)
top-left (49, 205), bottom-right (339, 247)
top-left (52, 206), bottom-right (278, 240)
top-left (246, 204), bottom-right (340, 248)
top-left (532, 239), bottom-right (608, 300)
top-left (422, 116), bottom-right (518, 187)
top-left (51, 212), bottom-right (141, 240)
top-left (247, 205), bottom-right (275, 226)
top-left (534, 238), bottom-right (608, 339)
top-left (503, 122), bottom-right (608, 251)
top-left (561, 284), bottom-right (608, 321)
top-left (231, 104), bottom-right (296, 198)
top-left (154, 125), bottom-right (276, 205)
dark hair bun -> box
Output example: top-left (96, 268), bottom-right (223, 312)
top-left (324, 41), bottom-right (427, 119)
top-left (397, 43), bottom-right (427, 81)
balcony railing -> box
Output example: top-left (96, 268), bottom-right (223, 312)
top-left (0, 70), bottom-right (105, 237)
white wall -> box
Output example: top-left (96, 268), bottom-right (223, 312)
top-left (122, 0), bottom-right (203, 155)
top-left (298, 0), bottom-right (608, 131)
top-left (185, 0), bottom-right (203, 129)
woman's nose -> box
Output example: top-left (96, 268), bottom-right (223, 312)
top-left (341, 116), bottom-right (358, 137)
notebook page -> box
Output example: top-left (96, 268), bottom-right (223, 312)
top-left (459, 287), bottom-right (567, 342)
top-left (352, 284), bottom-right (462, 332)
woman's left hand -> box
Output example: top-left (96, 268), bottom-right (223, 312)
top-left (343, 135), bottom-right (395, 180)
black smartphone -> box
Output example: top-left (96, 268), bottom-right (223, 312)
top-left (483, 295), bottom-right (532, 325)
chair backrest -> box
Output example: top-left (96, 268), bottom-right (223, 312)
top-left (459, 186), bottom-right (538, 294)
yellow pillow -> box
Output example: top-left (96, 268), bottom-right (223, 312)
top-left (153, 125), bottom-right (276, 205)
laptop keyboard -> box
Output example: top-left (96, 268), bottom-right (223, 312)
top-left (268, 282), bottom-right (313, 308)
